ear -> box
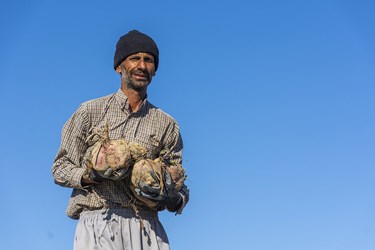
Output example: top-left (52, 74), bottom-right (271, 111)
top-left (115, 65), bottom-right (122, 74)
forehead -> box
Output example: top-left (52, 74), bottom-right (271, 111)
top-left (127, 52), bottom-right (154, 59)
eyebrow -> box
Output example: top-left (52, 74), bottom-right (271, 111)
top-left (128, 55), bottom-right (154, 60)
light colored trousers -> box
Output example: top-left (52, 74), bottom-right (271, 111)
top-left (74, 209), bottom-right (170, 250)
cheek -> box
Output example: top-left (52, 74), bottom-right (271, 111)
top-left (124, 66), bottom-right (134, 74)
top-left (149, 67), bottom-right (156, 76)
top-left (122, 61), bottom-right (135, 72)
top-left (121, 66), bottom-right (132, 76)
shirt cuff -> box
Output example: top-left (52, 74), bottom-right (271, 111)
top-left (70, 167), bottom-right (87, 189)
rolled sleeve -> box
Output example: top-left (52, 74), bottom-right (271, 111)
top-left (70, 167), bottom-right (87, 189)
top-left (52, 104), bottom-right (90, 189)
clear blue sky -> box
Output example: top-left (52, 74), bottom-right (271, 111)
top-left (1, 0), bottom-right (375, 249)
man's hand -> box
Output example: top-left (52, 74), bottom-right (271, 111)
top-left (135, 169), bottom-right (182, 211)
top-left (97, 167), bottom-right (131, 181)
top-left (82, 167), bottom-right (131, 185)
top-left (81, 169), bottom-right (105, 185)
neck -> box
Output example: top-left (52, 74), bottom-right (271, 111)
top-left (121, 86), bottom-right (147, 113)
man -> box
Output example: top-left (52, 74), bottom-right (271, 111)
top-left (52, 30), bottom-right (189, 250)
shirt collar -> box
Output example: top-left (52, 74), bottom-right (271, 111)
top-left (115, 88), bottom-right (148, 113)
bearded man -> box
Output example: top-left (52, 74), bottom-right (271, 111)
top-left (52, 30), bottom-right (189, 250)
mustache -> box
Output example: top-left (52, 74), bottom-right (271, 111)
top-left (131, 70), bottom-right (150, 78)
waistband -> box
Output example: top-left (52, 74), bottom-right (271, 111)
top-left (80, 207), bottom-right (158, 220)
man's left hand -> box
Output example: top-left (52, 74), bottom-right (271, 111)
top-left (135, 169), bottom-right (182, 211)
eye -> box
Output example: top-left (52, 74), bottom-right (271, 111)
top-left (144, 57), bottom-right (154, 63)
top-left (129, 56), bottom-right (140, 61)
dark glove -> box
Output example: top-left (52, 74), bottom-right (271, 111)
top-left (88, 169), bottom-right (106, 183)
top-left (135, 169), bottom-right (182, 211)
top-left (89, 167), bottom-right (131, 182)
top-left (100, 167), bottom-right (131, 181)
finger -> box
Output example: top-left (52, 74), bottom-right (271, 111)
top-left (116, 168), bottom-right (130, 178)
top-left (138, 191), bottom-right (167, 202)
top-left (103, 168), bottom-right (113, 177)
top-left (149, 169), bottom-right (160, 181)
top-left (89, 170), bottom-right (104, 183)
top-left (139, 181), bottom-right (161, 195)
top-left (163, 169), bottom-right (173, 186)
top-left (134, 188), bottom-right (142, 196)
top-left (135, 188), bottom-right (158, 200)
top-left (105, 167), bottom-right (131, 180)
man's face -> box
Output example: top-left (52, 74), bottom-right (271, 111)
top-left (117, 52), bottom-right (156, 91)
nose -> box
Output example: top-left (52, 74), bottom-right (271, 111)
top-left (136, 59), bottom-right (146, 70)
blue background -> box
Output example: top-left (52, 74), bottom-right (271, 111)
top-left (1, 0), bottom-right (375, 249)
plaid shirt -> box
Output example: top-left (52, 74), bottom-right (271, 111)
top-left (52, 89), bottom-right (189, 219)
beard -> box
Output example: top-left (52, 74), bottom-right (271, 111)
top-left (121, 68), bottom-right (151, 91)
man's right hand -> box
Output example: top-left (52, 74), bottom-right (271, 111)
top-left (81, 169), bottom-right (106, 185)
top-left (82, 167), bottom-right (131, 185)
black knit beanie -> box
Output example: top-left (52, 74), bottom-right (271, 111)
top-left (113, 30), bottom-right (159, 71)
